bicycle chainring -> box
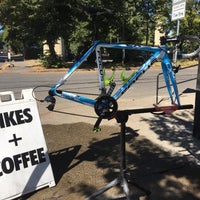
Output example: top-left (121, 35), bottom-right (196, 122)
top-left (94, 96), bottom-right (118, 119)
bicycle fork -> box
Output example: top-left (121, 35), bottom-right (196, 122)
top-left (161, 57), bottom-right (181, 107)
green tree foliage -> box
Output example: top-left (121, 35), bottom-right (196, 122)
top-left (0, 0), bottom-right (199, 64)
top-left (182, 0), bottom-right (200, 35)
top-left (0, 1), bottom-right (40, 49)
top-left (0, 0), bottom-right (76, 59)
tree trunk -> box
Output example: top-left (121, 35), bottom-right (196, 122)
top-left (146, 20), bottom-right (149, 45)
top-left (46, 39), bottom-right (56, 59)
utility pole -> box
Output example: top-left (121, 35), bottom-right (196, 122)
top-left (193, 52), bottom-right (200, 138)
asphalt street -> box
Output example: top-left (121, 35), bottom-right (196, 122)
top-left (0, 60), bottom-right (198, 125)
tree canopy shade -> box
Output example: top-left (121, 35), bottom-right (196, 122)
top-left (0, 0), bottom-right (199, 60)
top-left (0, 0), bottom-right (77, 57)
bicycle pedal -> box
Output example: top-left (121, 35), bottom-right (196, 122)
top-left (47, 103), bottom-right (55, 111)
top-left (93, 127), bottom-right (101, 133)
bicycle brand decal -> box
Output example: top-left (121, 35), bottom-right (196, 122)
top-left (0, 108), bottom-right (33, 128)
top-left (0, 147), bottom-right (46, 177)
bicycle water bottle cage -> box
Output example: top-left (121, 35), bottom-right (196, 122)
top-left (120, 69), bottom-right (136, 84)
top-left (103, 68), bottom-right (116, 96)
top-left (103, 68), bottom-right (115, 86)
top-left (94, 96), bottom-right (118, 119)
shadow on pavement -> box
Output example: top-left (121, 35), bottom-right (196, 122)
top-left (18, 118), bottom-right (200, 200)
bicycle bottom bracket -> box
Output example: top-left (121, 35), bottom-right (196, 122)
top-left (94, 96), bottom-right (118, 119)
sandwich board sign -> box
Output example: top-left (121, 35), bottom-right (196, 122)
top-left (172, 0), bottom-right (186, 21)
top-left (0, 89), bottom-right (55, 200)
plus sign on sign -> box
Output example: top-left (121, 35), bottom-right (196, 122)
top-left (172, 0), bottom-right (186, 21)
top-left (0, 89), bottom-right (55, 200)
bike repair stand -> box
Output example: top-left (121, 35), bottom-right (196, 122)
top-left (86, 110), bottom-right (151, 200)
top-left (86, 103), bottom-right (193, 200)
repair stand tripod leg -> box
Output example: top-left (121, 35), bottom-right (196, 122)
top-left (86, 111), bottom-right (150, 200)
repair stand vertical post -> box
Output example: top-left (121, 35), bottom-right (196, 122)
top-left (116, 111), bottom-right (130, 198)
top-left (86, 111), bottom-right (131, 200)
top-left (86, 110), bottom-right (150, 200)
top-left (193, 52), bottom-right (200, 138)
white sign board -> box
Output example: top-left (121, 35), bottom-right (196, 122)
top-left (0, 89), bottom-right (55, 200)
top-left (172, 0), bottom-right (186, 21)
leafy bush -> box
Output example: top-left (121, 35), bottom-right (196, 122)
top-left (39, 54), bottom-right (66, 68)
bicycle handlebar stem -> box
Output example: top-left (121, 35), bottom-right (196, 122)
top-left (160, 35), bottom-right (200, 45)
top-left (160, 35), bottom-right (200, 59)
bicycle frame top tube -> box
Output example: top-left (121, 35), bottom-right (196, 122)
top-left (97, 42), bottom-right (162, 53)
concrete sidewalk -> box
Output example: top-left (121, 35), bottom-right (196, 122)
top-left (34, 91), bottom-right (200, 200)
top-left (38, 90), bottom-right (199, 164)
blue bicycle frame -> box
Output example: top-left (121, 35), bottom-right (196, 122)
top-left (48, 40), bottom-right (181, 108)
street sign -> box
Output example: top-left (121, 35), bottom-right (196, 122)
top-left (0, 89), bottom-right (55, 200)
top-left (172, 0), bottom-right (186, 21)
